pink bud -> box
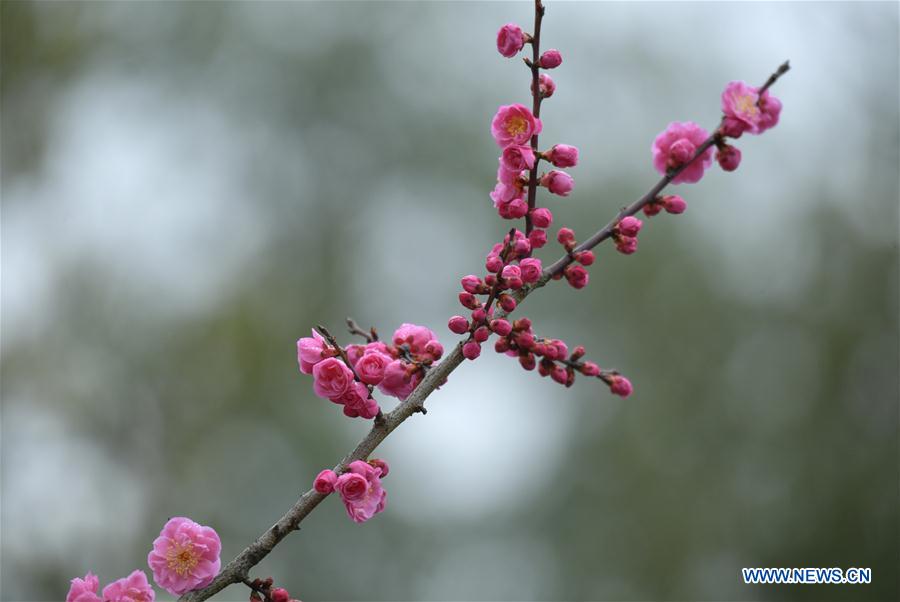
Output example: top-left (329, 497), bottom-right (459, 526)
top-left (501, 264), bottom-right (521, 281)
top-left (609, 375), bottom-right (633, 397)
top-left (531, 73), bottom-right (556, 97)
top-left (498, 294), bottom-right (517, 312)
top-left (662, 195), bottom-right (687, 214)
top-left (720, 116), bottom-right (746, 139)
top-left (519, 353), bottom-right (536, 371)
top-left (490, 319), bottom-right (512, 336)
top-left (271, 589), bottom-right (290, 602)
top-left (540, 170), bottom-right (574, 196)
top-left (495, 337), bottom-right (510, 353)
top-left (519, 257), bottom-right (542, 283)
top-left (575, 250), bottom-right (594, 266)
top-left (473, 326), bottom-right (490, 343)
top-left (486, 255), bottom-right (504, 273)
top-left (530, 207), bottom-right (553, 228)
top-left (539, 49), bottom-right (563, 69)
top-left (448, 315), bottom-right (469, 334)
top-left (458, 291), bottom-right (480, 309)
top-left (716, 144), bottom-right (742, 172)
top-left (461, 275), bottom-right (482, 294)
top-left (472, 308), bottom-right (487, 323)
top-left (528, 229), bottom-right (547, 248)
top-left (553, 340), bottom-right (569, 359)
top-left (643, 202), bottom-right (663, 217)
top-left (462, 341), bottom-right (482, 360)
top-left (551, 365), bottom-right (568, 384)
top-left (369, 458), bottom-right (390, 477)
top-left (314, 469), bottom-right (338, 494)
top-left (546, 144), bottom-right (579, 168)
top-left (513, 317), bottom-right (531, 331)
top-left (565, 264), bottom-right (589, 289)
top-left (557, 227), bottom-right (576, 246)
top-left (615, 236), bottom-right (638, 255)
top-left (496, 23), bottom-right (526, 58)
top-left (512, 238), bottom-right (531, 256)
top-left (618, 216), bottom-right (643, 237)
top-left (506, 198), bottom-right (529, 219)
top-left (581, 361), bottom-right (600, 376)
top-left (516, 331), bottom-right (535, 349)
top-left (668, 138), bottom-right (696, 166)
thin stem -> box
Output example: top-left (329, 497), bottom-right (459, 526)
top-left (525, 0), bottom-right (546, 236)
top-left (346, 317), bottom-right (376, 343)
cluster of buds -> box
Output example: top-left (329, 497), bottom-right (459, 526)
top-left (554, 227), bottom-right (594, 285)
top-left (314, 459), bottom-right (389, 524)
top-left (493, 318), bottom-right (632, 397)
top-left (297, 323), bottom-right (443, 417)
top-left (246, 577), bottom-right (301, 602)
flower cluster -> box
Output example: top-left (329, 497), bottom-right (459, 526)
top-left (314, 459), bottom-right (389, 524)
top-left (297, 323), bottom-right (443, 418)
top-left (245, 577), bottom-right (302, 602)
top-left (652, 81), bottom-right (782, 184)
top-left (67, 571), bottom-right (155, 602)
top-left (67, 517), bottom-right (222, 601)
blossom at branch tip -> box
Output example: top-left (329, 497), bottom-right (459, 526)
top-left (335, 460), bottom-right (388, 523)
top-left (608, 375), bottom-right (633, 397)
top-left (102, 570), bottom-right (155, 602)
top-left (651, 121), bottom-right (714, 184)
top-left (148, 517), bottom-right (221, 596)
top-left (496, 23), bottom-right (526, 58)
top-left (721, 81), bottom-right (762, 135)
top-left (491, 104), bottom-right (542, 148)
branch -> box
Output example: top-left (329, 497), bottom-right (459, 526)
top-left (524, 0), bottom-right (546, 235)
top-left (177, 58), bottom-right (790, 602)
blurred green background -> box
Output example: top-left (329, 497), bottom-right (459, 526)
top-left (2, 2), bottom-right (898, 601)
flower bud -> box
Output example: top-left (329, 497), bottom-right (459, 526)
top-left (448, 315), bottom-right (469, 334)
top-left (546, 144), bottom-right (578, 168)
top-left (519, 353), bottom-right (536, 371)
top-left (575, 250), bottom-right (594, 266)
top-left (314, 469), bottom-right (338, 494)
top-left (540, 170), bottom-right (574, 196)
top-left (486, 255), bottom-right (504, 273)
top-left (458, 291), bottom-right (480, 309)
top-left (462, 340), bottom-right (482, 360)
top-left (473, 326), bottom-right (490, 343)
top-left (557, 227), bottom-right (576, 247)
top-left (581, 361), bottom-right (600, 376)
top-left (662, 194), bottom-right (687, 214)
top-left (608, 375), bottom-right (633, 397)
top-left (490, 319), bottom-right (512, 336)
top-left (551, 365), bottom-right (568, 384)
top-left (531, 73), bottom-right (556, 97)
top-left (565, 264), bottom-right (589, 289)
top-left (528, 228), bottom-right (547, 248)
top-left (618, 216), bottom-right (643, 237)
top-left (495, 337), bottom-right (510, 353)
top-left (716, 144), bottom-right (742, 172)
top-left (519, 257), bottom-right (542, 283)
top-left (539, 49), bottom-right (562, 69)
top-left (496, 23), bottom-right (526, 58)
top-left (615, 236), bottom-right (638, 255)
top-left (530, 207), bottom-right (553, 228)
top-left (499, 294), bottom-right (517, 312)
top-left (461, 275), bottom-right (482, 294)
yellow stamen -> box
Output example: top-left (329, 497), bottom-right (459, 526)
top-left (735, 93), bottom-right (759, 116)
top-left (505, 116), bottom-right (528, 136)
top-left (165, 542), bottom-right (200, 577)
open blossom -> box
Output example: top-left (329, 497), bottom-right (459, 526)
top-left (757, 90), bottom-right (782, 133)
top-left (392, 323), bottom-right (440, 359)
top-left (491, 104), bottom-right (542, 147)
top-left (496, 23), bottom-right (526, 58)
top-left (541, 170), bottom-right (574, 196)
top-left (148, 517), bottom-right (221, 596)
top-left (312, 357), bottom-right (354, 399)
top-left (296, 329), bottom-right (328, 374)
top-left (102, 570), bottom-right (155, 602)
top-left (332, 381), bottom-right (379, 419)
top-left (355, 351), bottom-right (391, 385)
top-left (335, 460), bottom-right (387, 523)
top-left (67, 573), bottom-right (101, 602)
top-left (721, 81), bottom-right (762, 135)
top-left (651, 121), bottom-right (714, 184)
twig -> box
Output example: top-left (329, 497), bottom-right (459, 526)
top-left (346, 317), bottom-right (376, 343)
top-left (177, 56), bottom-right (791, 602)
top-left (524, 0), bottom-right (546, 236)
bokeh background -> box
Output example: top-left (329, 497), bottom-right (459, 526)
top-left (2, 2), bottom-right (898, 601)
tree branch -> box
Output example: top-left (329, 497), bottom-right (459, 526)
top-left (177, 57), bottom-right (790, 602)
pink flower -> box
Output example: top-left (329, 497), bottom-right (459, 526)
top-left (335, 460), bottom-right (387, 523)
top-left (461, 274), bottom-right (483, 294)
top-left (148, 517), bottom-right (221, 596)
top-left (581, 361), bottom-right (600, 377)
top-left (662, 194), bottom-right (687, 214)
top-left (618, 216), bottom-right (642, 237)
top-left (565, 265), bottom-right (589, 289)
top-left (530, 207), bottom-right (552, 228)
top-left (616, 236), bottom-right (638, 255)
top-left (392, 323), bottom-right (438, 357)
top-left (369, 458), bottom-right (390, 477)
top-left (378, 359), bottom-right (421, 400)
top-left (356, 351), bottom-right (391, 385)
top-left (557, 227), bottom-right (576, 247)
top-left (716, 144), bottom-right (742, 172)
top-left (539, 49), bottom-right (562, 69)
top-left (463, 341), bottom-right (482, 360)
top-left (490, 319), bottom-right (512, 336)
top-left (102, 570), bottom-right (155, 602)
top-left (531, 73), bottom-right (556, 98)
top-left (312, 357), bottom-right (354, 399)
top-left (651, 121), bottom-right (714, 184)
top-left (519, 257), bottom-right (543, 283)
top-left (501, 145), bottom-right (536, 172)
top-left (541, 170), bottom-right (574, 196)
top-left (758, 90), bottom-right (782, 132)
top-left (528, 229), bottom-right (547, 248)
top-left (296, 329), bottom-right (328, 374)
top-left (721, 81), bottom-right (762, 135)
top-left (546, 144), bottom-right (578, 168)
top-left (496, 23), bottom-right (526, 58)
top-left (576, 250), bottom-right (595, 266)
top-left (314, 469), bottom-right (338, 494)
top-left (333, 381), bottom-right (379, 419)
top-left (491, 104), bottom-right (542, 148)
top-left (608, 375), bottom-right (633, 397)
top-left (67, 573), bottom-right (101, 602)
top-left (499, 198), bottom-right (528, 219)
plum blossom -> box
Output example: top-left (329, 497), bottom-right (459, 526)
top-left (67, 573), bottom-right (101, 602)
top-left (148, 517), bottom-right (221, 596)
top-left (651, 121), bottom-right (714, 184)
top-left (491, 104), bottom-right (542, 147)
top-left (102, 570), bottom-right (155, 602)
top-left (335, 460), bottom-right (388, 523)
